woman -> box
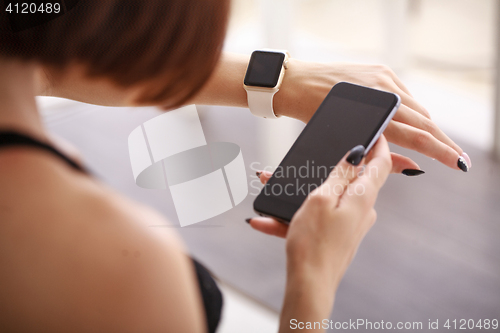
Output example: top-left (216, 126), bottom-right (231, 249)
top-left (0, 1), bottom-right (469, 332)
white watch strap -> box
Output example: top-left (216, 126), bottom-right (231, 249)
top-left (246, 89), bottom-right (279, 119)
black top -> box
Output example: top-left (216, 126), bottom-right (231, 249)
top-left (0, 131), bottom-right (223, 333)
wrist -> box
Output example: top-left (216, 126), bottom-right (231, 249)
top-left (286, 238), bottom-right (352, 296)
top-left (281, 261), bottom-right (338, 327)
top-left (274, 59), bottom-right (340, 123)
top-left (287, 255), bottom-right (342, 294)
top-left (273, 57), bottom-right (303, 119)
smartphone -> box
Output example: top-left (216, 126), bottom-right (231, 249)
top-left (253, 82), bottom-right (400, 223)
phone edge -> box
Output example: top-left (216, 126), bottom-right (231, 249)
top-left (364, 92), bottom-right (401, 155)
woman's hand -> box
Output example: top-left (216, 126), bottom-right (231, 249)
top-left (250, 137), bottom-right (393, 332)
top-left (275, 59), bottom-right (471, 172)
top-left (249, 141), bottom-right (425, 238)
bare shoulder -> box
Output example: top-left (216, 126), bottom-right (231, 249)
top-left (0, 150), bottom-right (205, 332)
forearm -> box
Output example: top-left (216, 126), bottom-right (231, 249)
top-left (279, 265), bottom-right (338, 333)
top-left (37, 53), bottom-right (252, 109)
top-left (37, 52), bottom-right (317, 120)
top-left (187, 53), bottom-right (249, 108)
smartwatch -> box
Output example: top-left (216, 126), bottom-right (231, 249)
top-left (244, 49), bottom-right (290, 119)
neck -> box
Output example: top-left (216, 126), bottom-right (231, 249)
top-left (0, 58), bottom-right (46, 139)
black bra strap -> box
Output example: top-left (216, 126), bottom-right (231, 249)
top-left (0, 131), bottom-right (87, 174)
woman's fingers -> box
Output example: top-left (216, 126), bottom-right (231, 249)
top-left (389, 81), bottom-right (430, 119)
top-left (387, 71), bottom-right (430, 118)
top-left (257, 150), bottom-right (420, 185)
top-left (364, 135), bottom-right (392, 189)
top-left (353, 139), bottom-right (421, 175)
top-left (384, 120), bottom-right (467, 171)
top-left (390, 153), bottom-right (423, 175)
top-left (341, 136), bottom-right (392, 211)
top-left (399, 92), bottom-right (431, 119)
top-left (381, 70), bottom-right (429, 118)
top-left (257, 170), bottom-right (273, 185)
top-left (313, 146), bottom-right (365, 207)
top-left (393, 104), bottom-right (463, 155)
top-left (389, 70), bottom-right (413, 97)
top-left (247, 217), bottom-right (288, 238)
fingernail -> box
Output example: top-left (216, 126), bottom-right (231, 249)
top-left (402, 169), bottom-right (425, 176)
top-left (256, 171), bottom-right (262, 178)
top-left (457, 156), bottom-right (469, 172)
top-left (461, 152), bottom-right (472, 169)
top-left (245, 218), bottom-right (252, 224)
top-left (346, 145), bottom-right (365, 166)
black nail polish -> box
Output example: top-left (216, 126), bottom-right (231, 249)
top-left (346, 145), bottom-right (365, 166)
top-left (457, 156), bottom-right (469, 172)
top-left (402, 169), bottom-right (425, 176)
top-left (245, 218), bottom-right (251, 224)
top-left (256, 171), bottom-right (262, 177)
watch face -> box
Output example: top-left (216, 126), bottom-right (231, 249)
top-left (244, 51), bottom-right (286, 88)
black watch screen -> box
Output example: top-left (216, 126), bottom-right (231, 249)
top-left (244, 51), bottom-right (285, 88)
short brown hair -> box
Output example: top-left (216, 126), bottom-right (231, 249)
top-left (0, 0), bottom-right (230, 108)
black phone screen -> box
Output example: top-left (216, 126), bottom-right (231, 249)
top-left (244, 51), bottom-right (285, 88)
top-left (253, 82), bottom-right (399, 222)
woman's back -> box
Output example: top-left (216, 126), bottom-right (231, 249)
top-left (0, 143), bottom-right (206, 332)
